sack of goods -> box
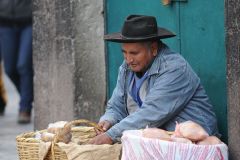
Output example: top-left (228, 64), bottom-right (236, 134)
top-left (121, 121), bottom-right (228, 160)
top-left (16, 119), bottom-right (121, 160)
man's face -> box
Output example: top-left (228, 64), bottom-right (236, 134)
top-left (121, 42), bottom-right (158, 73)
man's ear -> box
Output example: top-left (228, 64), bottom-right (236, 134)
top-left (151, 42), bottom-right (158, 56)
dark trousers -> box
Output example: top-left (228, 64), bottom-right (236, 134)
top-left (0, 24), bottom-right (33, 112)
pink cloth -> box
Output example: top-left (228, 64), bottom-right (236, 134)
top-left (121, 130), bottom-right (228, 160)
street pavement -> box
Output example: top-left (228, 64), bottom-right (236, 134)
top-left (0, 75), bottom-right (33, 160)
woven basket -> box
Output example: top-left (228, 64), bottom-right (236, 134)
top-left (16, 119), bottom-right (102, 160)
top-left (49, 119), bottom-right (102, 160)
top-left (16, 130), bottom-right (45, 160)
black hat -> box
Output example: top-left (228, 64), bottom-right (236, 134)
top-left (104, 15), bottom-right (176, 43)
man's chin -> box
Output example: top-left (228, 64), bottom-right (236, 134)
top-left (129, 65), bottom-right (143, 72)
top-left (130, 68), bottom-right (140, 72)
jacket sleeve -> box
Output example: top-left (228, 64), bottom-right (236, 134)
top-left (106, 63), bottom-right (200, 141)
top-left (99, 65), bottom-right (128, 126)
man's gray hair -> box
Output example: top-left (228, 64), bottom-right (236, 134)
top-left (142, 40), bottom-right (162, 52)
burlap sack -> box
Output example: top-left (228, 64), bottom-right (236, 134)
top-left (60, 126), bottom-right (122, 160)
top-left (39, 126), bottom-right (121, 160)
top-left (39, 141), bottom-right (51, 160)
top-left (58, 142), bottom-right (121, 160)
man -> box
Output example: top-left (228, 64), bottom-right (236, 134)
top-left (89, 15), bottom-right (219, 144)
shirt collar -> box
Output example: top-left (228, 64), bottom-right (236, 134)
top-left (147, 44), bottom-right (169, 76)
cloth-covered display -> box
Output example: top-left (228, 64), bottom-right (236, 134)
top-left (121, 130), bottom-right (228, 160)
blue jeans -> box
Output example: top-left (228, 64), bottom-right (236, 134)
top-left (0, 24), bottom-right (33, 112)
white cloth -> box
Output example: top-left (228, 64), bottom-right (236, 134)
top-left (121, 130), bottom-right (228, 160)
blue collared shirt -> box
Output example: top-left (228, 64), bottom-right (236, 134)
top-left (100, 44), bottom-right (219, 142)
top-left (129, 71), bottom-right (149, 107)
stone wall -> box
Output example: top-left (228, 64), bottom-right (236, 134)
top-left (33, 0), bottom-right (106, 129)
top-left (225, 0), bottom-right (240, 159)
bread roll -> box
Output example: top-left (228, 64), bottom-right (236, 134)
top-left (41, 132), bottom-right (55, 142)
top-left (175, 121), bottom-right (209, 141)
top-left (142, 128), bottom-right (171, 141)
top-left (44, 121), bottom-right (72, 143)
top-left (197, 136), bottom-right (222, 145)
top-left (171, 135), bottom-right (192, 144)
top-left (47, 121), bottom-right (68, 134)
top-left (56, 132), bottom-right (72, 144)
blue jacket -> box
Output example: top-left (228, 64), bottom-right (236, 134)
top-left (100, 44), bottom-right (219, 141)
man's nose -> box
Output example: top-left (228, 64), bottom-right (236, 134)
top-left (125, 55), bottom-right (133, 63)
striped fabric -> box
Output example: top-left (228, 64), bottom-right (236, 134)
top-left (121, 130), bottom-right (228, 160)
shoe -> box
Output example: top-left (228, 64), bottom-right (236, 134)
top-left (18, 111), bottom-right (31, 124)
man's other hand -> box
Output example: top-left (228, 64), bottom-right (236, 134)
top-left (95, 120), bottom-right (112, 135)
top-left (89, 133), bottom-right (113, 145)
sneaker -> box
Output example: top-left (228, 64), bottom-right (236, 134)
top-left (18, 111), bottom-right (31, 124)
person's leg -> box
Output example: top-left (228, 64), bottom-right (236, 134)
top-left (0, 26), bottom-right (19, 115)
top-left (17, 24), bottom-right (33, 123)
top-left (0, 26), bottom-right (20, 91)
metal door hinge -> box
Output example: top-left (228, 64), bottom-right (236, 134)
top-left (172, 0), bottom-right (187, 1)
top-left (162, 0), bottom-right (188, 5)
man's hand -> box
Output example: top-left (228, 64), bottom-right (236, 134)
top-left (88, 133), bottom-right (113, 145)
top-left (95, 120), bottom-right (112, 135)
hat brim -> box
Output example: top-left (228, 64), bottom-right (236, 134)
top-left (104, 27), bottom-right (176, 43)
